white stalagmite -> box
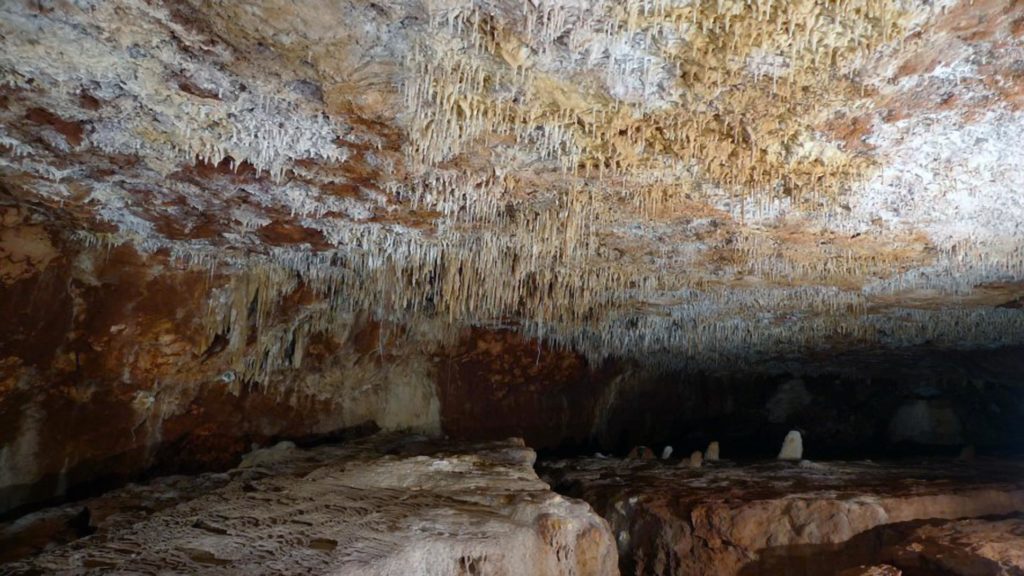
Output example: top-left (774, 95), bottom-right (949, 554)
top-left (778, 430), bottom-right (803, 461)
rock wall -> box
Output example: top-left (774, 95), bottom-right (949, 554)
top-left (0, 211), bottom-right (444, 515)
top-left (3, 209), bottom-right (1024, 516)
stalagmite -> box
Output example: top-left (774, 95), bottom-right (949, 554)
top-left (778, 430), bottom-right (804, 461)
top-left (705, 441), bottom-right (720, 461)
top-left (687, 450), bottom-right (703, 468)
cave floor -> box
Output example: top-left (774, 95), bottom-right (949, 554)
top-left (3, 440), bottom-right (1024, 576)
top-left (539, 456), bottom-right (1024, 576)
top-left (0, 435), bottom-right (616, 576)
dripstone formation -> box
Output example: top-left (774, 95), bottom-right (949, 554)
top-left (2, 1), bottom-right (1024, 575)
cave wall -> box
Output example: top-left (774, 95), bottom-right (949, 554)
top-left (593, 368), bottom-right (1024, 459)
top-left (0, 208), bottom-right (445, 515)
top-left (3, 209), bottom-right (1024, 517)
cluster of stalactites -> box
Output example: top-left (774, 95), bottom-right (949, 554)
top-left (189, 251), bottom-right (1024, 384)
top-left (401, 0), bottom-right (935, 218)
top-left (56, 0), bottom-right (1024, 382)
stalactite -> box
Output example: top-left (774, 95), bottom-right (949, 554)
top-left (19, 0), bottom-right (1019, 383)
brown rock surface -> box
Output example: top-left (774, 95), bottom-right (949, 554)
top-left (541, 458), bottom-right (1024, 576)
top-left (884, 516), bottom-right (1024, 576)
top-left (836, 566), bottom-right (903, 576)
top-left (0, 435), bottom-right (618, 575)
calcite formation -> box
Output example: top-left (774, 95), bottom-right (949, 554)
top-left (705, 441), bottom-right (720, 461)
top-left (3, 0), bottom-right (1024, 539)
top-left (0, 435), bottom-right (618, 575)
top-left (777, 429), bottom-right (804, 460)
top-left (1, 0), bottom-right (1023, 376)
top-left (541, 457), bottom-right (1024, 575)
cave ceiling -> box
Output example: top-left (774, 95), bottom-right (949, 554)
top-left (2, 0), bottom-right (1024, 372)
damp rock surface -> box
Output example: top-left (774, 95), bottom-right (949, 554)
top-left (540, 457), bottom-right (1024, 576)
top-left (0, 435), bottom-right (618, 576)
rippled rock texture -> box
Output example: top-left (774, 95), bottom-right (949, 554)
top-left (541, 457), bottom-right (1024, 575)
top-left (0, 435), bottom-right (617, 575)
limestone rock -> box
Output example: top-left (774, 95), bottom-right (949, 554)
top-left (884, 516), bottom-right (1024, 575)
top-left (0, 436), bottom-right (619, 575)
top-left (238, 440), bottom-right (296, 468)
top-left (3, 0), bottom-right (1024, 519)
top-left (2, 0), bottom-right (1024, 541)
top-left (705, 441), bottom-right (720, 462)
top-left (778, 430), bottom-right (803, 461)
top-left (540, 458), bottom-right (1024, 576)
top-left (0, 0), bottom-right (1022, 391)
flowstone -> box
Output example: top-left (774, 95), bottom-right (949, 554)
top-left (0, 435), bottom-right (618, 576)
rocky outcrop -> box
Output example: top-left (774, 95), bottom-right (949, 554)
top-left (884, 516), bottom-right (1024, 575)
top-left (541, 458), bottom-right (1024, 575)
top-left (0, 436), bottom-right (618, 575)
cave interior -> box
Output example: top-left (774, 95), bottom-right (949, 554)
top-left (1, 1), bottom-right (1024, 575)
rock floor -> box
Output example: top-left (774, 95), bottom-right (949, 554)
top-left (4, 444), bottom-right (1024, 576)
top-left (0, 435), bottom-right (617, 575)
top-left (539, 457), bottom-right (1024, 576)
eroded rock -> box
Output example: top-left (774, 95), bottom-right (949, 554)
top-left (541, 458), bottom-right (1024, 576)
top-left (1, 436), bottom-right (618, 575)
